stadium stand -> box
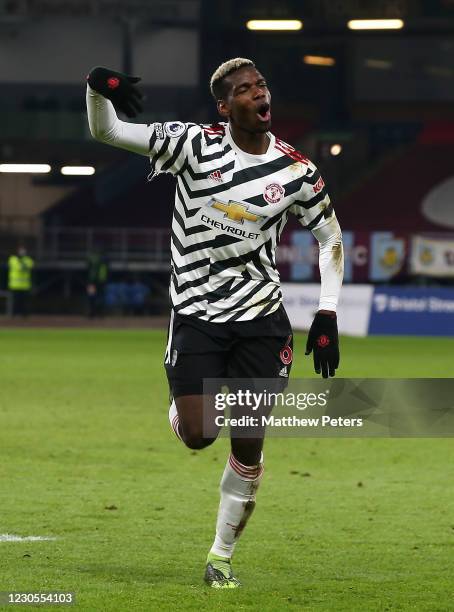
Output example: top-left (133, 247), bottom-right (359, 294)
top-left (336, 142), bottom-right (454, 231)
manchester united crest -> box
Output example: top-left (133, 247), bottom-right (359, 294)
top-left (263, 182), bottom-right (285, 204)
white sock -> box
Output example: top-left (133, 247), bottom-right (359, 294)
top-left (168, 399), bottom-right (183, 441)
top-left (209, 452), bottom-right (264, 559)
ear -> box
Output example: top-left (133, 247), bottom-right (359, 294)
top-left (217, 98), bottom-right (230, 119)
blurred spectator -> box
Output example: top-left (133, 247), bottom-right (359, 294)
top-left (86, 250), bottom-right (108, 318)
top-left (125, 276), bottom-right (150, 315)
top-left (104, 279), bottom-right (128, 315)
top-left (8, 245), bottom-right (34, 317)
top-left (103, 276), bottom-right (151, 315)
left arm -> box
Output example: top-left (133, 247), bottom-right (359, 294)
top-left (311, 213), bottom-right (344, 313)
top-left (290, 161), bottom-right (344, 377)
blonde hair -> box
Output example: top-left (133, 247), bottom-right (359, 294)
top-left (210, 57), bottom-right (255, 100)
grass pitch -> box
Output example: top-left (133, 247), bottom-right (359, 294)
top-left (0, 328), bottom-right (453, 611)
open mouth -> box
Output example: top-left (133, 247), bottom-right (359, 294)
top-left (256, 102), bottom-right (271, 122)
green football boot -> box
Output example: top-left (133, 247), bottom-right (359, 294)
top-left (204, 553), bottom-right (241, 589)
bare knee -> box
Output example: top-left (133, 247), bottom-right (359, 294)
top-left (182, 430), bottom-right (216, 450)
top-left (175, 394), bottom-right (219, 450)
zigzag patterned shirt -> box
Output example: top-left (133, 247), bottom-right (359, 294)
top-left (86, 87), bottom-right (343, 323)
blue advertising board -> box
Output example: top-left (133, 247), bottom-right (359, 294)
top-left (369, 287), bottom-right (454, 336)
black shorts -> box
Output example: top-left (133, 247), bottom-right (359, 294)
top-left (164, 304), bottom-right (294, 398)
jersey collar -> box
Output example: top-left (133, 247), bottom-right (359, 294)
top-left (226, 125), bottom-right (275, 162)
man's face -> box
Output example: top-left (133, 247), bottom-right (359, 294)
top-left (218, 67), bottom-right (271, 133)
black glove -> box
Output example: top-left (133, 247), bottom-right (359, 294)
top-left (87, 66), bottom-right (143, 118)
top-left (305, 311), bottom-right (339, 378)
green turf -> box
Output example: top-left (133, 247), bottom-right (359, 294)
top-left (0, 329), bottom-right (453, 611)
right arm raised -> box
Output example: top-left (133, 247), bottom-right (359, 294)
top-left (86, 66), bottom-right (194, 175)
top-left (86, 85), bottom-right (150, 156)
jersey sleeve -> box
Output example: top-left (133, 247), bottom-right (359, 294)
top-left (86, 85), bottom-right (196, 173)
top-left (86, 85), bottom-right (150, 155)
top-left (290, 160), bottom-right (343, 311)
top-left (148, 121), bottom-right (198, 178)
top-left (289, 160), bottom-right (333, 231)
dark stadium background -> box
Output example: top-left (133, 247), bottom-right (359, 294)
top-left (1, 0), bottom-right (453, 330)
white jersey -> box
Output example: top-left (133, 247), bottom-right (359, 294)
top-left (148, 121), bottom-right (335, 322)
top-left (86, 87), bottom-right (343, 322)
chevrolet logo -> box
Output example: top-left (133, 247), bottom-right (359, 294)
top-left (211, 200), bottom-right (261, 224)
